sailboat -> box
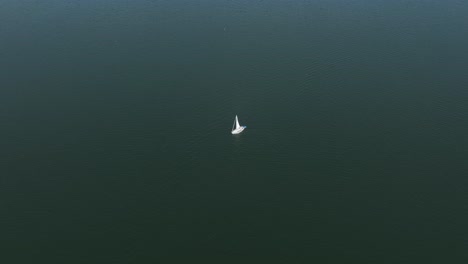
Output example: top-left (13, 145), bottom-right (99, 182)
top-left (231, 115), bottom-right (246, 134)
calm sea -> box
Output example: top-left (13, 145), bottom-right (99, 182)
top-left (3, 0), bottom-right (468, 263)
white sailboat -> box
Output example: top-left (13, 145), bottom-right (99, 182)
top-left (231, 115), bottom-right (246, 134)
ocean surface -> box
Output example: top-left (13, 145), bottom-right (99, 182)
top-left (3, 0), bottom-right (468, 263)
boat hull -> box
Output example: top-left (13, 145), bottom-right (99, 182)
top-left (231, 126), bottom-right (246, 134)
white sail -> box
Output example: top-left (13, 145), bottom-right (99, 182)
top-left (235, 115), bottom-right (240, 130)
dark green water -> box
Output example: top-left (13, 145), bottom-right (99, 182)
top-left (3, 0), bottom-right (468, 263)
